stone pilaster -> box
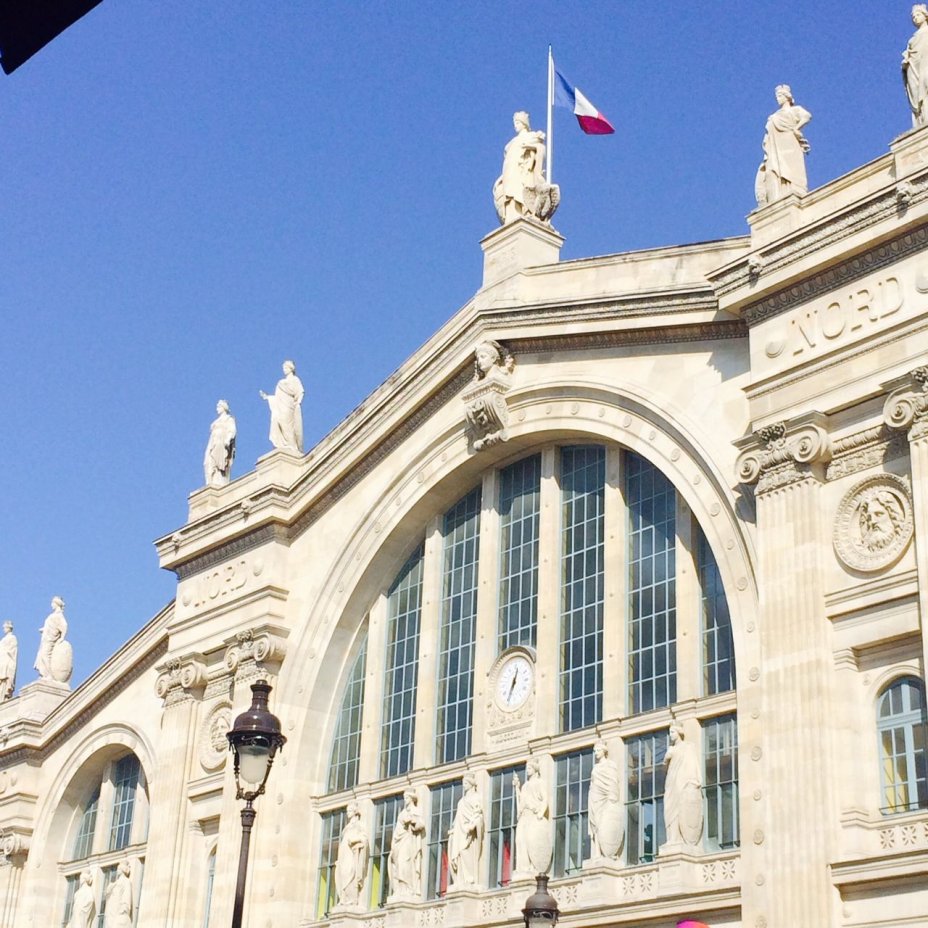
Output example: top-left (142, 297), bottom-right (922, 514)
top-left (883, 364), bottom-right (928, 680)
top-left (735, 414), bottom-right (837, 927)
top-left (0, 833), bottom-right (28, 928)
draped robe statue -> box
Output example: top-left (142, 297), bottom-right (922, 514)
top-left (448, 773), bottom-right (484, 888)
top-left (588, 740), bottom-right (624, 860)
top-left (662, 724), bottom-right (704, 849)
top-left (203, 400), bottom-right (236, 488)
top-left (388, 790), bottom-right (425, 900)
top-left (513, 759), bottom-right (552, 875)
top-left (260, 360), bottom-right (304, 453)
top-left (904, 5), bottom-right (928, 127)
top-left (335, 802), bottom-right (369, 907)
top-left (754, 85), bottom-right (811, 207)
top-left (103, 861), bottom-right (133, 928)
top-left (0, 622), bottom-right (17, 699)
top-left (68, 871), bottom-right (96, 928)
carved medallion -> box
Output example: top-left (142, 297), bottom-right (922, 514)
top-left (834, 474), bottom-right (913, 572)
top-left (199, 702), bottom-right (233, 772)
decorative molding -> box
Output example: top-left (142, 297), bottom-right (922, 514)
top-left (879, 819), bottom-right (928, 851)
top-left (198, 702), bottom-right (233, 772)
top-left (223, 626), bottom-right (288, 680)
top-left (740, 220), bottom-right (928, 323)
top-left (621, 867), bottom-right (657, 899)
top-left (735, 416), bottom-right (831, 494)
top-left (833, 474), bottom-right (914, 573)
top-left (154, 655), bottom-right (208, 705)
top-left (825, 426), bottom-right (907, 481)
top-left (0, 830), bottom-right (29, 866)
top-left (175, 525), bottom-right (288, 581)
top-left (479, 894), bottom-right (510, 919)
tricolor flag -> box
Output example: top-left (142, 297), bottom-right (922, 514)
top-left (553, 68), bottom-right (614, 135)
top-left (676, 921), bottom-right (710, 928)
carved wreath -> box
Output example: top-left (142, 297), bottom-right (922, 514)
top-left (833, 473), bottom-right (914, 572)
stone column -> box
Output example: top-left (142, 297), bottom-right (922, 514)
top-left (883, 365), bottom-right (928, 681)
top-left (0, 837), bottom-right (28, 928)
top-left (142, 658), bottom-right (205, 925)
top-left (735, 415), bottom-right (836, 928)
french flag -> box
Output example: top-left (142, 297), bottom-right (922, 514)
top-left (554, 68), bottom-right (614, 135)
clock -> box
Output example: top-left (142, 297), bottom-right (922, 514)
top-left (493, 649), bottom-right (535, 712)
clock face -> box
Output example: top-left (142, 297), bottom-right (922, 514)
top-left (495, 654), bottom-right (533, 710)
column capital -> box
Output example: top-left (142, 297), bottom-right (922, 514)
top-left (883, 365), bottom-right (928, 441)
top-left (735, 413), bottom-right (831, 494)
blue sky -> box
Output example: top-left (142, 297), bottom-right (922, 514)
top-left (0, 3), bottom-right (915, 684)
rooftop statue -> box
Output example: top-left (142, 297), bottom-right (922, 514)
top-left (34, 596), bottom-right (72, 685)
top-left (904, 5), bottom-right (928, 127)
top-left (493, 112), bottom-right (560, 225)
top-left (260, 360), bottom-right (304, 454)
top-left (203, 400), bottom-right (236, 488)
top-left (0, 622), bottom-right (17, 700)
top-left (754, 85), bottom-right (811, 207)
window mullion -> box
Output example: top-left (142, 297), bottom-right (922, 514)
top-left (534, 447), bottom-right (560, 726)
top-left (93, 762), bottom-right (117, 856)
top-left (129, 766), bottom-right (149, 846)
top-left (674, 499), bottom-right (700, 703)
top-left (360, 599), bottom-right (387, 784)
top-left (602, 447), bottom-right (625, 721)
top-left (413, 517), bottom-right (443, 770)
top-left (471, 468), bottom-right (500, 756)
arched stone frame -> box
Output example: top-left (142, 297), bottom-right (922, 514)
top-left (866, 662), bottom-right (926, 818)
top-left (23, 723), bottom-right (155, 928)
top-left (261, 378), bottom-right (762, 908)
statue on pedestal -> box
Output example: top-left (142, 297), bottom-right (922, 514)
top-left (0, 622), bottom-right (17, 700)
top-left (448, 772), bottom-right (484, 888)
top-left (587, 740), bottom-right (624, 861)
top-left (260, 360), bottom-right (304, 454)
top-left (662, 723), bottom-right (704, 849)
top-left (513, 758), bottom-right (552, 875)
top-left (388, 789), bottom-right (425, 901)
top-left (493, 112), bottom-right (560, 225)
top-left (34, 597), bottom-right (72, 684)
top-left (904, 5), bottom-right (928, 127)
top-left (103, 861), bottom-right (133, 928)
top-left (335, 802), bottom-right (369, 908)
top-left (754, 85), bottom-right (811, 207)
top-left (203, 400), bottom-right (236, 488)
top-left (68, 871), bottom-right (96, 928)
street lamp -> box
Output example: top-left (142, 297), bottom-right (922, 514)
top-left (522, 874), bottom-right (559, 928)
top-left (226, 679), bottom-right (287, 928)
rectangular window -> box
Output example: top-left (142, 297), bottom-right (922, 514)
top-left (559, 445), bottom-right (605, 732)
top-left (315, 809), bottom-right (346, 919)
top-left (202, 851), bottom-right (216, 928)
top-left (381, 547), bottom-right (424, 779)
top-left (108, 755), bottom-right (140, 851)
top-left (426, 781), bottom-right (463, 900)
top-left (436, 489), bottom-right (481, 764)
top-left (72, 787), bottom-right (99, 860)
top-left (60, 874), bottom-right (81, 928)
top-left (627, 452), bottom-right (677, 714)
top-left (370, 794), bottom-right (403, 907)
top-left (698, 530), bottom-right (736, 695)
top-left (553, 749), bottom-right (593, 876)
top-left (704, 715), bottom-right (739, 849)
top-left (328, 638), bottom-right (368, 792)
top-left (488, 765), bottom-right (524, 887)
top-left (626, 730), bottom-right (667, 864)
top-left (498, 455), bottom-right (541, 651)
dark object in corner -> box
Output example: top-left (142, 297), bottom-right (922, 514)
top-left (0, 0), bottom-right (104, 74)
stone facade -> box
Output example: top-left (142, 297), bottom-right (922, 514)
top-left (2, 125), bottom-right (928, 928)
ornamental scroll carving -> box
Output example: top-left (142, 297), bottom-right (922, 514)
top-left (0, 831), bottom-right (29, 866)
top-left (833, 474), bottom-right (914, 572)
top-left (462, 340), bottom-right (514, 452)
top-left (735, 418), bottom-right (831, 493)
top-left (223, 628), bottom-right (287, 676)
top-left (154, 656), bottom-right (207, 704)
top-left (883, 365), bottom-right (928, 441)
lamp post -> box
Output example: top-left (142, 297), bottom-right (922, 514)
top-left (522, 874), bottom-right (559, 928)
top-left (226, 679), bottom-right (287, 928)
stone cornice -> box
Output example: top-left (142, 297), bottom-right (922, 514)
top-left (735, 414), bottom-right (831, 494)
top-left (825, 426), bottom-right (908, 481)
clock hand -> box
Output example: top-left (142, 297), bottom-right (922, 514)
top-left (507, 670), bottom-right (518, 703)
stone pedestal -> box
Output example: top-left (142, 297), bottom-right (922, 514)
top-left (255, 447), bottom-right (305, 486)
top-left (13, 680), bottom-right (69, 721)
top-left (655, 846), bottom-right (704, 895)
top-left (748, 192), bottom-right (804, 249)
top-left (891, 123), bottom-right (928, 180)
top-left (480, 219), bottom-right (563, 288)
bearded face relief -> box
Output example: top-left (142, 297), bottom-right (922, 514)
top-left (834, 475), bottom-right (914, 571)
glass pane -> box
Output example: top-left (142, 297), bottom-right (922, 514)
top-left (108, 755), bottom-right (140, 852)
top-left (328, 637), bottom-right (368, 792)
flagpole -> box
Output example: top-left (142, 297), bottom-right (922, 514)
top-left (546, 44), bottom-right (554, 183)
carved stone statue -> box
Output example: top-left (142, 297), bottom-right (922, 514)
top-left (103, 861), bottom-right (133, 928)
top-left (463, 340), bottom-right (515, 452)
top-left (260, 360), bottom-right (304, 454)
top-left (662, 723), bottom-right (704, 849)
top-left (587, 740), bottom-right (624, 861)
top-left (34, 597), bottom-right (72, 684)
top-left (904, 5), bottom-right (928, 127)
top-left (203, 400), bottom-right (236, 488)
top-left (69, 870), bottom-right (96, 928)
top-left (388, 789), bottom-right (425, 901)
top-left (513, 758), bottom-right (552, 876)
top-left (493, 112), bottom-right (560, 225)
top-left (448, 772), bottom-right (485, 888)
top-left (0, 622), bottom-right (17, 700)
top-left (335, 802), bottom-right (369, 908)
top-left (754, 85), bottom-right (811, 207)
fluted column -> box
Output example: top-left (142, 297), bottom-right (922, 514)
top-left (735, 415), bottom-right (837, 928)
top-left (883, 365), bottom-right (928, 682)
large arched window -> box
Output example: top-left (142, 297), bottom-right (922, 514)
top-left (60, 751), bottom-right (148, 927)
top-left (317, 445), bottom-right (738, 910)
top-left (877, 676), bottom-right (928, 815)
